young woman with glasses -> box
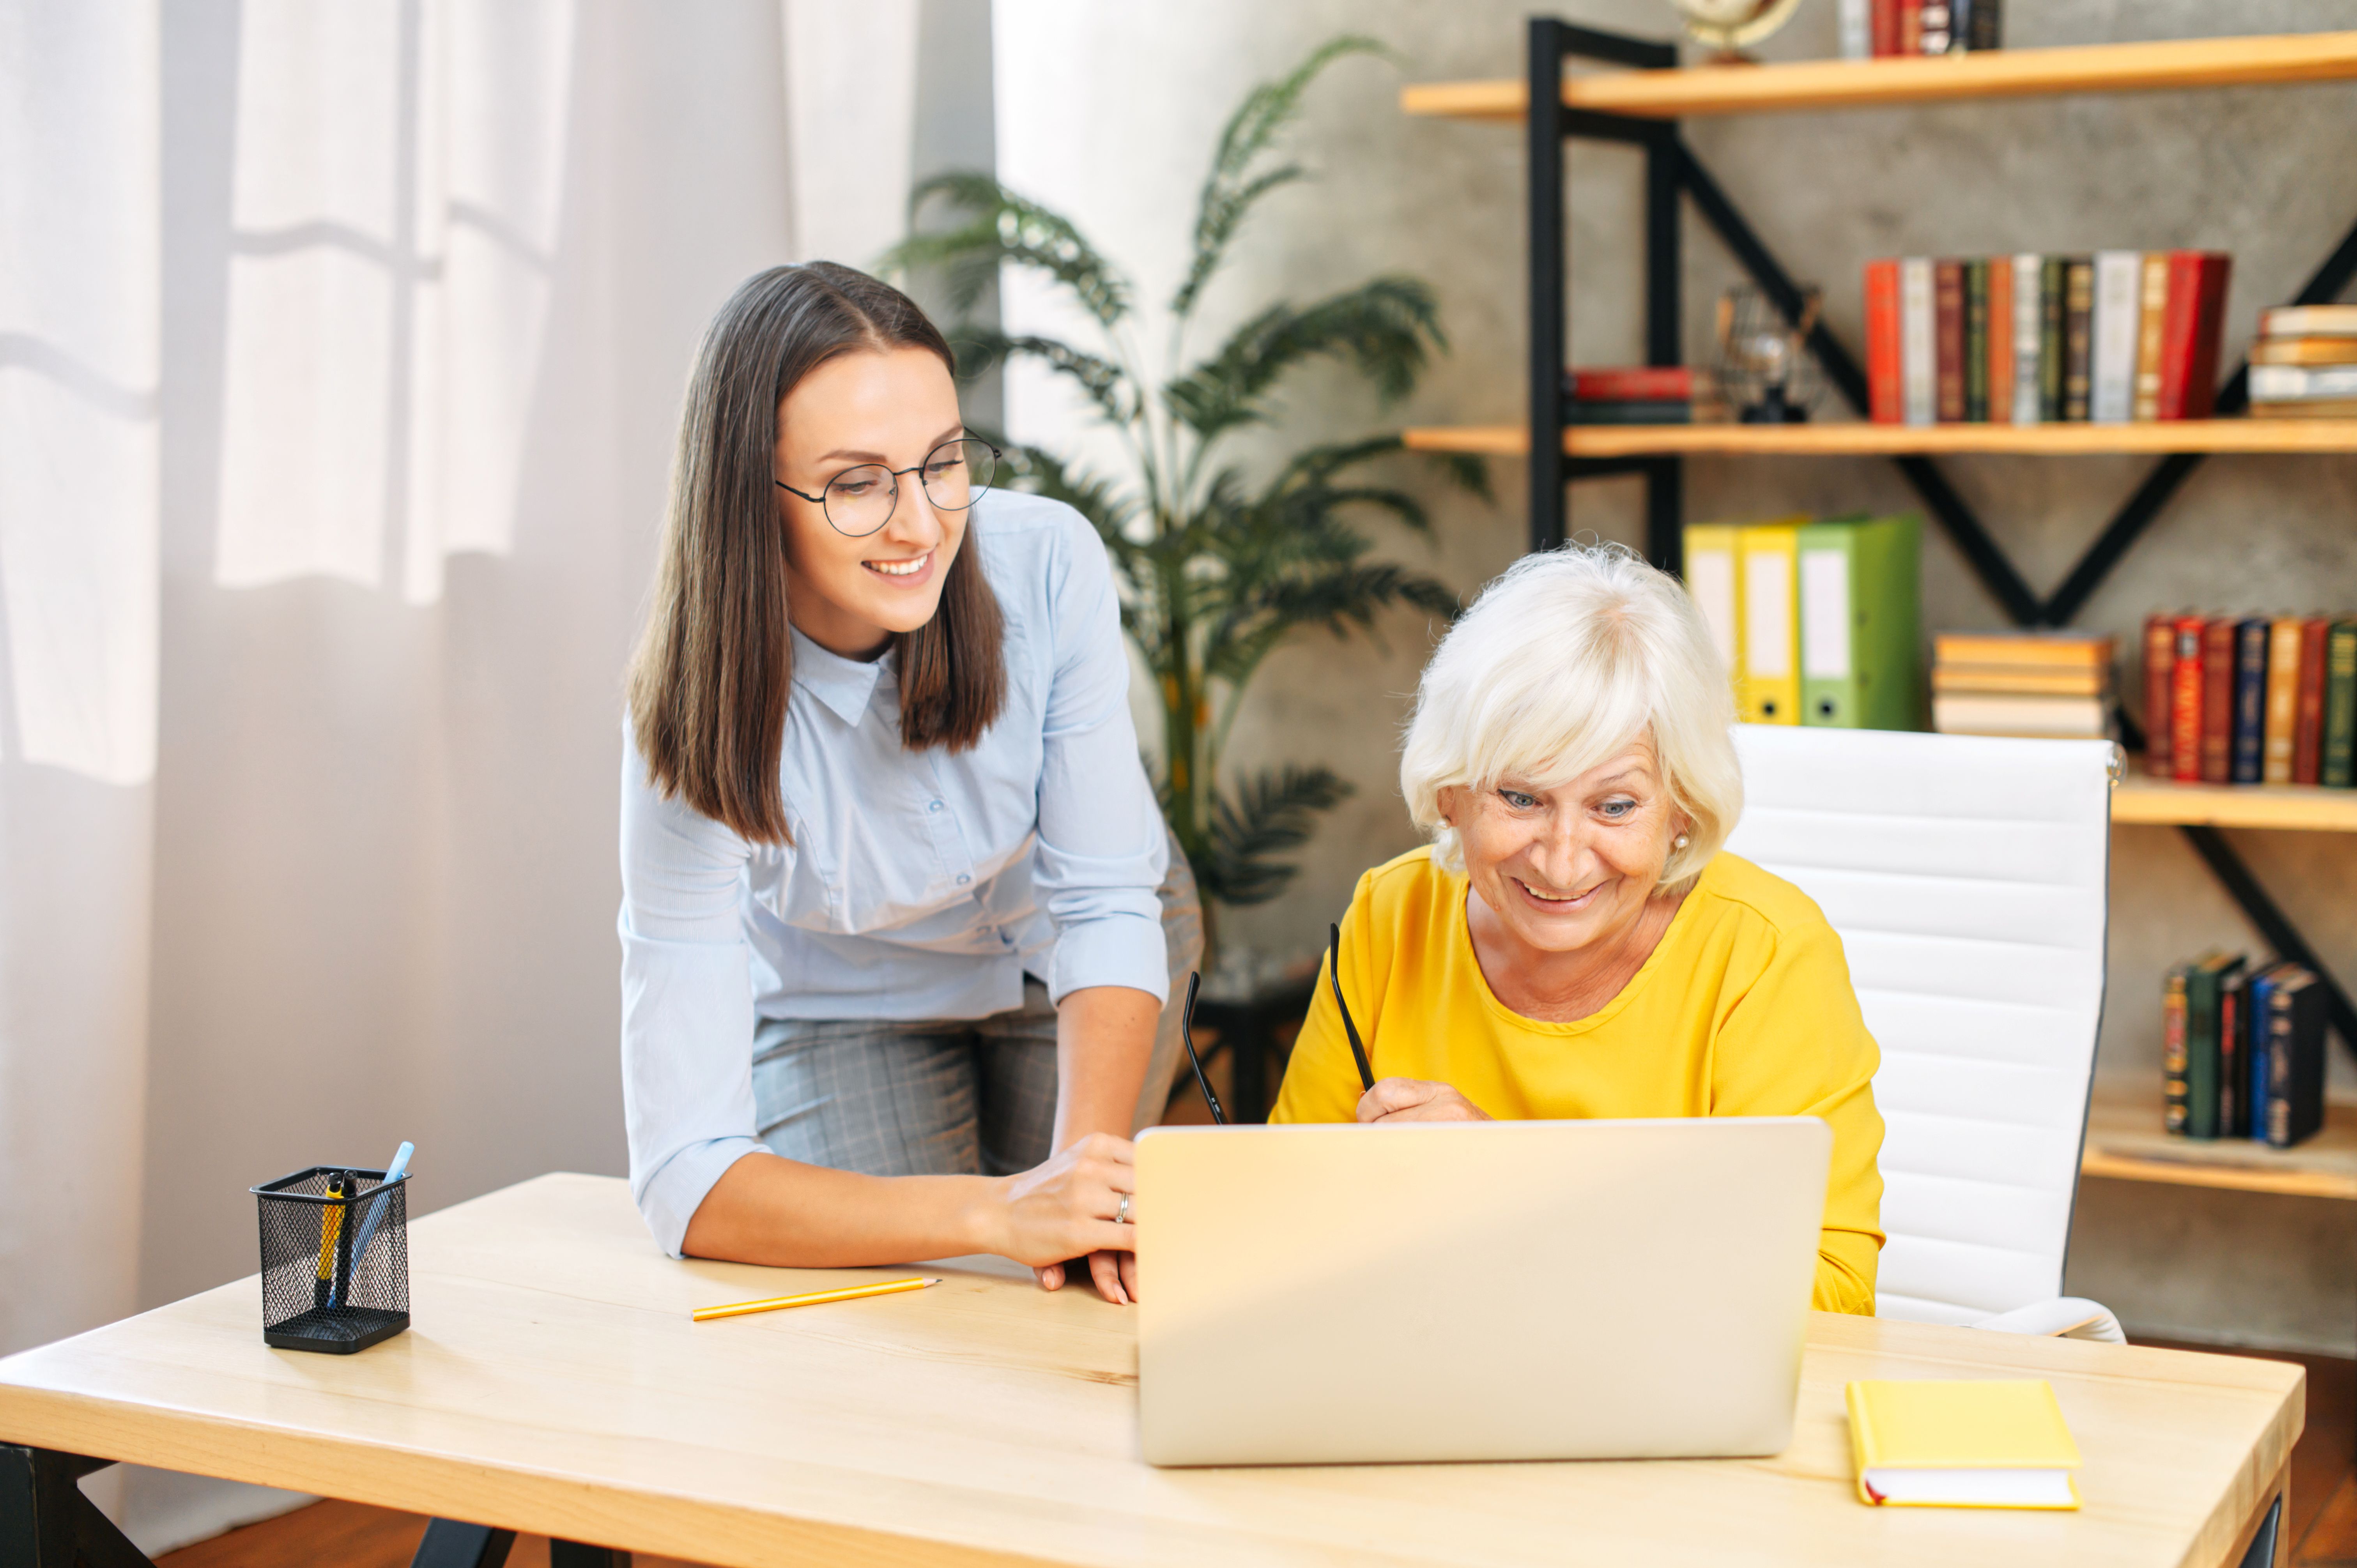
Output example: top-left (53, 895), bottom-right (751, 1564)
top-left (621, 263), bottom-right (1200, 1304)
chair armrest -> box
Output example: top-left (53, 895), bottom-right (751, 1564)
top-left (1971, 1296), bottom-right (2126, 1343)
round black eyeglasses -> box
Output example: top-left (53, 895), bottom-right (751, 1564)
top-left (775, 437), bottom-right (1000, 539)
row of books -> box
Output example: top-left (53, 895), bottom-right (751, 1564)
top-left (2161, 951), bottom-right (2328, 1148)
top-left (1863, 253), bottom-right (2231, 426)
top-left (1681, 516), bottom-right (1922, 729)
top-left (1930, 630), bottom-right (2113, 740)
top-left (1837, 0), bottom-right (2000, 57)
top-left (2139, 613), bottom-right (2357, 787)
top-left (2248, 304), bottom-right (2357, 419)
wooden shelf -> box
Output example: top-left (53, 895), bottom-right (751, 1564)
top-left (2113, 770), bottom-right (2357, 832)
top-left (1401, 31), bottom-right (2357, 122)
top-left (1401, 419), bottom-right (2357, 458)
top-left (2081, 1081), bottom-right (2357, 1200)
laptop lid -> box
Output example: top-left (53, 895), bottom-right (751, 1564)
top-left (1134, 1116), bottom-right (1831, 1466)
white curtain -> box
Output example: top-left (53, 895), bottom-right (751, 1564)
top-left (0, 0), bottom-right (944, 1551)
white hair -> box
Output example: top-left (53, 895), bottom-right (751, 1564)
top-left (1400, 541), bottom-right (1742, 893)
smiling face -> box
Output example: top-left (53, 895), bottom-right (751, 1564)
top-left (1440, 734), bottom-right (1690, 958)
top-left (774, 345), bottom-right (966, 659)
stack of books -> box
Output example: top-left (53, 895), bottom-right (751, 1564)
top-left (1561, 366), bottom-right (1723, 426)
top-left (1863, 252), bottom-right (2231, 426)
top-left (2248, 305), bottom-right (2357, 418)
top-left (1841, 0), bottom-right (2001, 57)
top-left (2141, 612), bottom-right (2357, 786)
top-left (1930, 631), bottom-right (2114, 739)
top-left (1682, 515), bottom-right (1921, 730)
top-left (2161, 951), bottom-right (2327, 1147)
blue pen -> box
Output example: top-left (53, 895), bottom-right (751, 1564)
top-left (348, 1140), bottom-right (413, 1270)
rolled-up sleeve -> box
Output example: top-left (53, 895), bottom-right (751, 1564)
top-left (1031, 514), bottom-right (1170, 1005)
top-left (618, 737), bottom-right (769, 1256)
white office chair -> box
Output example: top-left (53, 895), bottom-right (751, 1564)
top-left (1723, 724), bottom-right (2125, 1342)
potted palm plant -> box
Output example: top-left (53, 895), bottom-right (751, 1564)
top-left (890, 37), bottom-right (1482, 961)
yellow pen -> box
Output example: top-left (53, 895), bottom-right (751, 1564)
top-left (692, 1276), bottom-right (939, 1322)
top-left (313, 1172), bottom-right (347, 1309)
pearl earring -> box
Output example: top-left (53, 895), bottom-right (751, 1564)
top-left (1674, 834), bottom-right (1689, 849)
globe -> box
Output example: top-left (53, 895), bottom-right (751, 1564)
top-left (1668, 0), bottom-right (1807, 57)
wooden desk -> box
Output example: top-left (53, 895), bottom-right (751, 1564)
top-left (0, 1174), bottom-right (2304, 1568)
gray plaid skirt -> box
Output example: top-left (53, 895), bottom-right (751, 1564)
top-left (750, 831), bottom-right (1203, 1178)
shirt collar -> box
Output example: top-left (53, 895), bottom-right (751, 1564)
top-left (789, 625), bottom-right (892, 725)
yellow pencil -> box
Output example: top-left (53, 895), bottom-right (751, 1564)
top-left (692, 1276), bottom-right (940, 1322)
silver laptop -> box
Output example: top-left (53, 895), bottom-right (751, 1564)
top-left (1134, 1116), bottom-right (1831, 1467)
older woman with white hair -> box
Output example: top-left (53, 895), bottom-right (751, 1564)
top-left (1269, 544), bottom-right (1885, 1314)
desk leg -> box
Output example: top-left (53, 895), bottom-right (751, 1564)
top-left (2235, 1494), bottom-right (2283, 1568)
top-left (550, 1543), bottom-right (630, 1567)
top-left (0, 1446), bottom-right (155, 1568)
top-left (413, 1518), bottom-right (516, 1568)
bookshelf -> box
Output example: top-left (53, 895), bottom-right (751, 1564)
top-left (1402, 31), bottom-right (2357, 121)
top-left (2113, 772), bottom-right (2357, 834)
top-left (2082, 1081), bottom-right (2357, 1200)
top-left (1403, 419), bottom-right (2357, 459)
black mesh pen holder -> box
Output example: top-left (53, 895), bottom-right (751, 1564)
top-left (251, 1166), bottom-right (410, 1353)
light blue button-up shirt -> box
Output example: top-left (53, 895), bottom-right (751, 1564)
top-left (618, 491), bottom-right (1169, 1255)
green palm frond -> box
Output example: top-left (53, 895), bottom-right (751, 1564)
top-left (1200, 765), bottom-right (1355, 906)
top-left (890, 173), bottom-right (1131, 327)
top-left (1172, 35), bottom-right (1392, 320)
top-left (1163, 277), bottom-right (1445, 440)
top-left (951, 329), bottom-right (1135, 425)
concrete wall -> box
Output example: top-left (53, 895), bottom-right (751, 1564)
top-left (996, 0), bottom-right (2357, 1351)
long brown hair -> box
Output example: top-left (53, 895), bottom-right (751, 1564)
top-left (627, 263), bottom-right (1006, 845)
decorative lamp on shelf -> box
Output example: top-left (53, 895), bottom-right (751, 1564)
top-left (1715, 283), bottom-right (1824, 424)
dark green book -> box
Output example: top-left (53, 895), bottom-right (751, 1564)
top-left (1962, 259), bottom-right (1989, 422)
top-left (2038, 256), bottom-right (2068, 422)
top-left (2062, 257), bottom-right (2095, 422)
top-left (2184, 950), bottom-right (2245, 1140)
top-left (2323, 619), bottom-right (2357, 787)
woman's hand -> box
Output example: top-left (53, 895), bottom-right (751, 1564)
top-left (973, 1132), bottom-right (1141, 1303)
top-left (1356, 1077), bottom-right (1493, 1123)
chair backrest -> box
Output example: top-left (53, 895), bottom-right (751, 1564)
top-left (1721, 725), bottom-right (2115, 1324)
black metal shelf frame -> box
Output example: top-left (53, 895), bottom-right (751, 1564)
top-left (1524, 16), bottom-right (2357, 1065)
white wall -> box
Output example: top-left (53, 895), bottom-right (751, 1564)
top-left (994, 0), bottom-right (2357, 1351)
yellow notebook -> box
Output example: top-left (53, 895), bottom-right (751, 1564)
top-left (1846, 1379), bottom-right (2082, 1509)
top-left (1735, 517), bottom-right (1805, 724)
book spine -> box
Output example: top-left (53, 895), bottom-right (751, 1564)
top-left (2275, 979), bottom-right (2327, 1148)
top-left (1920, 0), bottom-right (1953, 53)
top-left (2062, 258), bottom-right (2094, 422)
top-left (1986, 256), bottom-right (2014, 424)
top-left (2250, 365), bottom-right (2357, 402)
top-left (2011, 253), bottom-right (2042, 424)
top-left (1871, 0), bottom-right (1902, 55)
top-left (2186, 962), bottom-right (2220, 1141)
top-left (1967, 0), bottom-right (2000, 50)
top-left (2325, 620), bottom-right (2357, 787)
top-left (2143, 612), bottom-right (2176, 777)
top-left (1934, 260), bottom-right (1965, 422)
top-left (2091, 250), bottom-right (2141, 424)
top-left (1899, 0), bottom-right (1923, 53)
top-left (2171, 615), bottom-right (2207, 783)
top-left (2155, 250), bottom-right (2201, 421)
top-left (2183, 253), bottom-right (2233, 420)
top-left (1864, 260), bottom-right (1903, 424)
top-left (1839, 0), bottom-right (1872, 57)
top-left (2232, 618), bottom-right (2270, 785)
top-left (2217, 976), bottom-right (2242, 1141)
top-left (2263, 616), bottom-right (2303, 784)
top-left (1563, 401), bottom-right (1693, 425)
top-left (2132, 251), bottom-right (2171, 421)
top-left (2246, 969), bottom-right (2275, 1144)
top-left (2201, 617), bottom-right (2237, 783)
top-left (1962, 259), bottom-right (1989, 422)
top-left (2161, 965), bottom-right (2189, 1136)
top-left (1901, 258), bottom-right (1936, 426)
top-left (1570, 367), bottom-right (1695, 401)
top-left (2294, 617), bottom-right (2329, 785)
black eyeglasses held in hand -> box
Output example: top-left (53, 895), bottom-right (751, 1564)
top-left (1178, 970), bottom-right (1225, 1125)
top-left (1328, 922), bottom-right (1376, 1092)
top-left (775, 436), bottom-right (999, 538)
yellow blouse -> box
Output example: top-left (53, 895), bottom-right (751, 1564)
top-left (1269, 847), bottom-right (1886, 1314)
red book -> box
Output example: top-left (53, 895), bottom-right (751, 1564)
top-left (1568, 366), bottom-right (1694, 401)
top-left (1871, 0), bottom-right (1901, 55)
top-left (1899, 0), bottom-right (1923, 53)
top-left (2143, 613), bottom-right (2177, 777)
top-left (2293, 615), bottom-right (2330, 784)
top-left (1934, 260), bottom-right (1965, 422)
top-left (2171, 615), bottom-right (2207, 783)
top-left (2201, 616), bottom-right (2238, 784)
top-left (2156, 251), bottom-right (2234, 420)
top-left (1864, 260), bottom-right (1902, 424)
